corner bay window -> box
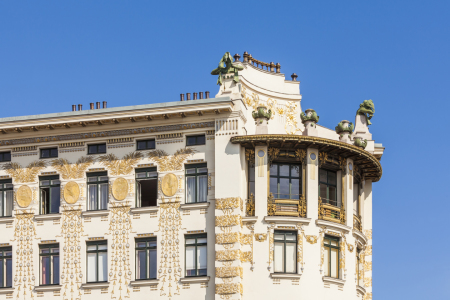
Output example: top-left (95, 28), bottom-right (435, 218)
top-left (136, 238), bottom-right (157, 280)
top-left (136, 168), bottom-right (158, 207)
top-left (323, 235), bottom-right (340, 278)
top-left (274, 231), bottom-right (297, 273)
top-left (185, 164), bottom-right (207, 203)
top-left (270, 163), bottom-right (301, 199)
top-left (0, 247), bottom-right (12, 288)
top-left (40, 176), bottom-right (60, 215)
top-left (40, 244), bottom-right (59, 285)
top-left (0, 180), bottom-right (13, 217)
top-left (87, 241), bottom-right (107, 283)
top-left (319, 169), bottom-right (338, 206)
top-left (87, 172), bottom-right (108, 211)
top-left (185, 234), bottom-right (207, 277)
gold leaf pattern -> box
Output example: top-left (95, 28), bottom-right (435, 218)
top-left (215, 215), bottom-right (241, 227)
top-left (216, 233), bottom-right (240, 244)
top-left (3, 160), bottom-right (46, 183)
top-left (215, 250), bottom-right (240, 261)
top-left (51, 156), bottom-right (94, 179)
top-left (215, 283), bottom-right (242, 295)
top-left (215, 198), bottom-right (240, 210)
top-left (147, 148), bottom-right (196, 172)
top-left (99, 151), bottom-right (143, 175)
top-left (215, 267), bottom-right (241, 278)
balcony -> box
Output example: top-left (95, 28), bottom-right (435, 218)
top-left (353, 214), bottom-right (362, 231)
top-left (318, 197), bottom-right (346, 224)
top-left (267, 193), bottom-right (307, 217)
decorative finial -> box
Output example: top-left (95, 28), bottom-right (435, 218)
top-left (300, 109), bottom-right (319, 124)
top-left (233, 53), bottom-right (241, 62)
top-left (291, 73), bottom-right (298, 81)
top-left (335, 120), bottom-right (354, 134)
top-left (353, 136), bottom-right (367, 149)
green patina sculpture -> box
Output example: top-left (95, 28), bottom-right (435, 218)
top-left (252, 106), bottom-right (272, 122)
top-left (300, 109), bottom-right (319, 124)
top-left (335, 121), bottom-right (354, 134)
top-left (354, 137), bottom-right (368, 149)
top-left (211, 52), bottom-right (244, 85)
top-left (356, 100), bottom-right (375, 125)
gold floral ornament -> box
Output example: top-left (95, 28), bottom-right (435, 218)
top-left (51, 156), bottom-right (94, 179)
top-left (98, 151), bottom-right (143, 175)
top-left (63, 181), bottom-right (80, 204)
top-left (3, 160), bottom-right (46, 183)
top-left (112, 177), bottom-right (128, 200)
top-left (161, 173), bottom-right (178, 197)
top-left (16, 185), bottom-right (32, 208)
top-left (254, 233), bottom-right (267, 242)
top-left (147, 148), bottom-right (196, 172)
top-left (306, 235), bottom-right (318, 244)
top-left (284, 101), bottom-right (302, 135)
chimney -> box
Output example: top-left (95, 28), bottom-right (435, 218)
top-left (72, 105), bottom-right (76, 111)
top-left (103, 101), bottom-right (107, 108)
top-left (199, 92), bottom-right (203, 99)
top-left (186, 93), bottom-right (191, 100)
top-left (78, 104), bottom-right (82, 111)
top-left (193, 92), bottom-right (198, 100)
top-left (90, 103), bottom-right (94, 110)
top-left (205, 91), bottom-right (210, 99)
top-left (96, 102), bottom-right (100, 109)
top-left (180, 94), bottom-right (185, 101)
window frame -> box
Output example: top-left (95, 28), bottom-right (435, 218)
top-left (184, 234), bottom-right (207, 277)
top-left (136, 139), bottom-right (156, 151)
top-left (247, 161), bottom-right (255, 199)
top-left (186, 135), bottom-right (206, 146)
top-left (39, 244), bottom-right (59, 286)
top-left (0, 152), bottom-right (11, 163)
top-left (0, 179), bottom-right (13, 217)
top-left (87, 143), bottom-right (107, 155)
top-left (40, 147), bottom-right (58, 159)
top-left (135, 168), bottom-right (158, 208)
top-left (0, 247), bottom-right (12, 288)
top-left (39, 175), bottom-right (61, 215)
top-left (273, 231), bottom-right (297, 274)
top-left (87, 172), bottom-right (109, 211)
top-left (86, 240), bottom-right (108, 283)
top-left (270, 162), bottom-right (302, 199)
top-left (324, 235), bottom-right (340, 279)
top-left (135, 237), bottom-right (157, 280)
top-left (319, 169), bottom-right (338, 206)
top-left (185, 164), bottom-right (208, 203)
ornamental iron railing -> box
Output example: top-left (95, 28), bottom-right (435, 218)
top-left (267, 193), bottom-right (307, 218)
top-left (353, 214), bottom-right (362, 231)
top-left (318, 197), bottom-right (346, 224)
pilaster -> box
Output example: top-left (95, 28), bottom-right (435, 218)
top-left (306, 148), bottom-right (319, 220)
top-left (254, 145), bottom-right (268, 220)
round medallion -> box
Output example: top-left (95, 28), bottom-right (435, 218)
top-left (310, 153), bottom-right (317, 160)
top-left (257, 150), bottom-right (265, 158)
top-left (63, 181), bottom-right (80, 204)
top-left (112, 177), bottom-right (128, 201)
top-left (16, 185), bottom-right (32, 208)
top-left (162, 173), bottom-right (178, 197)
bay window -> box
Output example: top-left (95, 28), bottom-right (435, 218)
top-left (274, 231), bottom-right (297, 273)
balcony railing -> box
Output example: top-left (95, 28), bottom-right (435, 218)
top-left (318, 197), bottom-right (346, 224)
top-left (267, 193), bottom-right (307, 217)
top-left (246, 194), bottom-right (255, 217)
top-left (353, 214), bottom-right (362, 231)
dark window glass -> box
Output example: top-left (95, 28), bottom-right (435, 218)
top-left (185, 164), bottom-right (207, 203)
top-left (319, 169), bottom-right (338, 206)
top-left (40, 148), bottom-right (58, 159)
top-left (186, 135), bottom-right (206, 146)
top-left (324, 236), bottom-right (340, 278)
top-left (185, 234), bottom-right (207, 277)
top-left (136, 168), bottom-right (158, 207)
top-left (269, 163), bottom-right (301, 199)
top-left (87, 172), bottom-right (108, 211)
top-left (0, 180), bottom-right (13, 217)
top-left (248, 162), bottom-right (255, 198)
top-left (135, 238), bottom-right (157, 280)
top-left (39, 244), bottom-right (59, 285)
top-left (0, 247), bottom-right (12, 288)
top-left (273, 231), bottom-right (297, 273)
top-left (137, 140), bottom-right (156, 150)
top-left (87, 241), bottom-right (107, 283)
top-left (88, 144), bottom-right (107, 155)
top-left (40, 176), bottom-right (60, 215)
top-left (0, 152), bottom-right (11, 162)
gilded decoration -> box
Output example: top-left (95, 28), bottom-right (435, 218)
top-left (365, 245), bottom-right (372, 256)
top-left (364, 229), bottom-right (373, 240)
top-left (215, 267), bottom-right (242, 278)
top-left (245, 149), bottom-right (255, 167)
top-left (99, 151), bottom-right (143, 175)
top-left (216, 233), bottom-right (240, 245)
top-left (364, 293), bottom-right (373, 300)
top-left (364, 261), bottom-right (372, 271)
top-left (364, 277), bottom-right (372, 287)
top-left (267, 147), bottom-right (280, 166)
top-left (216, 250), bottom-right (240, 261)
top-left (51, 156), bottom-right (94, 179)
top-left (254, 233), bottom-right (267, 242)
top-left (215, 215), bottom-right (241, 228)
top-left (63, 181), bottom-right (80, 204)
top-left (306, 235), bottom-right (318, 244)
top-left (215, 283), bottom-right (242, 295)
top-left (240, 234), bottom-right (253, 245)
top-left (112, 177), bottom-right (129, 201)
top-left (108, 203), bottom-right (132, 299)
top-left (2, 160), bottom-right (46, 183)
top-left (215, 197), bottom-right (240, 210)
top-left (246, 194), bottom-right (255, 217)
top-left (161, 173), bottom-right (178, 197)
top-left (16, 185), bottom-right (32, 208)
top-left (240, 251), bottom-right (252, 263)
top-left (284, 101), bottom-right (302, 135)
top-left (148, 148), bottom-right (196, 172)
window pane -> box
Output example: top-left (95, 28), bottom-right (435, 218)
top-left (269, 164), bottom-right (278, 176)
top-left (269, 178), bottom-right (277, 197)
top-left (198, 175), bottom-right (207, 203)
top-left (136, 173), bottom-right (146, 178)
top-left (50, 186), bottom-right (60, 213)
top-left (137, 141), bottom-right (146, 150)
top-left (330, 239), bottom-right (338, 247)
top-left (324, 247), bottom-right (330, 277)
top-left (319, 169), bottom-right (327, 183)
top-left (185, 246), bottom-right (196, 276)
top-left (149, 249), bottom-right (157, 279)
top-left (41, 149), bottom-right (49, 158)
top-left (147, 172), bottom-right (158, 178)
top-left (136, 242), bottom-right (146, 248)
top-left (41, 256), bottom-right (50, 285)
top-left (88, 177), bottom-right (98, 182)
top-left (40, 180), bottom-right (50, 186)
top-left (53, 255), bottom-right (60, 284)
top-left (98, 144), bottom-right (106, 153)
top-left (87, 253), bottom-right (97, 282)
top-left (0, 258), bottom-right (3, 287)
top-left (330, 248), bottom-right (339, 278)
top-left (274, 234), bottom-right (284, 240)
top-left (87, 245), bottom-right (97, 251)
top-left (274, 242), bottom-right (284, 273)
top-left (137, 250), bottom-right (147, 279)
top-left (197, 238), bottom-right (207, 244)
top-left (197, 135), bottom-right (205, 145)
top-left (98, 177), bottom-right (108, 182)
top-left (290, 165), bottom-right (300, 177)
top-left (147, 140), bottom-right (155, 149)
top-left (279, 165), bottom-right (289, 176)
top-left (98, 252), bottom-right (107, 281)
top-left (51, 248), bottom-right (59, 253)
top-left (291, 178), bottom-right (300, 199)
top-left (197, 245), bottom-right (207, 276)
top-left (186, 168), bottom-right (195, 174)
top-left (328, 172), bottom-right (337, 185)
top-left (99, 183), bottom-right (108, 210)
top-left (88, 146), bottom-right (97, 154)
top-left (319, 184), bottom-right (327, 201)
top-left (50, 148), bottom-right (58, 157)
top-left (285, 234), bottom-right (296, 241)
top-left (3, 152), bottom-right (11, 162)
top-left (98, 244), bottom-right (107, 251)
top-left (5, 258), bottom-right (12, 287)
top-left (51, 180), bottom-right (60, 185)
top-left (186, 177), bottom-right (196, 203)
top-left (40, 248), bottom-right (50, 254)
top-left (286, 243), bottom-right (296, 273)
top-left (279, 178), bottom-right (289, 199)
top-left (249, 164), bottom-right (255, 181)
top-left (88, 185), bottom-right (97, 210)
top-left (329, 186), bottom-right (337, 204)
top-left (0, 193), bottom-right (3, 217)
top-left (186, 137), bottom-right (196, 146)
top-left (185, 239), bottom-right (196, 245)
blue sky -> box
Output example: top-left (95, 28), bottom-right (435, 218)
top-left (0, 1), bottom-right (449, 298)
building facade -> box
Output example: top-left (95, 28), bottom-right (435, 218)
top-left (0, 52), bottom-right (383, 300)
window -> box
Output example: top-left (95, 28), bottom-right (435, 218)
top-left (40, 176), bottom-right (60, 215)
top-left (186, 135), bottom-right (205, 146)
top-left (137, 139), bottom-right (155, 150)
top-left (274, 231), bottom-right (296, 273)
top-left (39, 244), bottom-right (59, 285)
top-left (136, 168), bottom-right (158, 207)
top-left (319, 169), bottom-right (338, 206)
top-left (87, 241), bottom-right (107, 283)
top-left (0, 247), bottom-right (12, 288)
top-left (40, 148), bottom-right (58, 159)
top-left (353, 181), bottom-right (360, 216)
top-left (185, 164), bottom-right (207, 203)
top-left (248, 162), bottom-right (255, 198)
top-left (0, 180), bottom-right (13, 217)
top-left (135, 238), bottom-right (157, 280)
top-left (270, 163), bottom-right (301, 199)
top-left (323, 235), bottom-right (340, 278)
top-left (87, 172), bottom-right (108, 211)
top-left (0, 152), bottom-right (11, 162)
top-left (88, 144), bottom-right (106, 155)
top-left (185, 234), bottom-right (207, 277)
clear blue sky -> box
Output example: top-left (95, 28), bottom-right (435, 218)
top-left (0, 1), bottom-right (448, 299)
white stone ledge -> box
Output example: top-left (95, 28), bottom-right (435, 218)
top-left (270, 273), bottom-right (302, 280)
top-left (242, 216), bottom-right (258, 224)
top-left (264, 216), bottom-right (311, 225)
top-left (35, 285), bottom-right (62, 292)
top-left (0, 217), bottom-right (14, 224)
top-left (180, 202), bottom-right (210, 210)
top-left (0, 287), bottom-right (14, 294)
top-left (316, 219), bottom-right (351, 234)
top-left (353, 229), bottom-right (368, 246)
top-left (130, 206), bottom-right (159, 214)
top-left (82, 210), bottom-right (109, 217)
top-left (35, 213), bottom-right (61, 221)
top-left (179, 276), bottom-right (210, 284)
top-left (130, 279), bottom-right (159, 287)
top-left (81, 282), bottom-right (110, 289)
top-left (356, 284), bottom-right (366, 295)
top-left (322, 276), bottom-right (345, 286)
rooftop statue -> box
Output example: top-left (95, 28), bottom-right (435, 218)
top-left (211, 52), bottom-right (244, 85)
top-left (356, 100), bottom-right (375, 125)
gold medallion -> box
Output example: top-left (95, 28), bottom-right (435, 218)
top-left (63, 181), bottom-right (80, 204)
top-left (112, 177), bottom-right (128, 200)
top-left (17, 185), bottom-right (32, 208)
top-left (161, 173), bottom-right (178, 197)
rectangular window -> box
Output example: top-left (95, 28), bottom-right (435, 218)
top-left (186, 135), bottom-right (205, 146)
top-left (353, 182), bottom-right (360, 216)
top-left (319, 169), bottom-right (338, 206)
top-left (185, 164), bottom-right (207, 203)
top-left (323, 235), bottom-right (340, 278)
top-left (39, 244), bottom-right (59, 286)
top-left (248, 161), bottom-right (255, 198)
top-left (88, 144), bottom-right (107, 155)
top-left (87, 172), bottom-right (109, 211)
top-left (136, 139), bottom-right (155, 151)
top-left (0, 247), bottom-right (12, 288)
top-left (273, 231), bottom-right (297, 273)
top-left (87, 241), bottom-right (107, 283)
top-left (40, 176), bottom-right (60, 215)
top-left (270, 163), bottom-right (301, 199)
top-left (136, 168), bottom-right (158, 207)
top-left (185, 234), bottom-right (207, 277)
top-left (0, 152), bottom-right (11, 162)
top-left (40, 148), bottom-right (58, 159)
top-left (135, 238), bottom-right (157, 280)
top-left (0, 180), bottom-right (13, 217)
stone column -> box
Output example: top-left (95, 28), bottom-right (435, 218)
top-left (306, 148), bottom-right (319, 220)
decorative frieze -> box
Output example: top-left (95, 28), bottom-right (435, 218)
top-left (215, 250), bottom-right (240, 261)
top-left (59, 142), bottom-right (85, 148)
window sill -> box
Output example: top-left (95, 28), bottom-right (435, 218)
top-left (0, 287), bottom-right (14, 294)
top-left (180, 202), bottom-right (210, 210)
top-left (264, 216), bottom-right (311, 225)
top-left (356, 285), bottom-right (366, 295)
top-left (82, 210), bottom-right (109, 217)
top-left (0, 217), bottom-right (14, 224)
top-left (130, 279), bottom-right (159, 287)
top-left (35, 214), bottom-right (61, 221)
top-left (81, 282), bottom-right (109, 289)
top-left (315, 219), bottom-right (351, 234)
top-left (35, 285), bottom-right (62, 292)
top-left (242, 216), bottom-right (258, 224)
top-left (270, 273), bottom-right (301, 280)
top-left (322, 276), bottom-right (345, 286)
top-left (130, 206), bottom-right (159, 214)
top-left (179, 276), bottom-right (210, 284)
